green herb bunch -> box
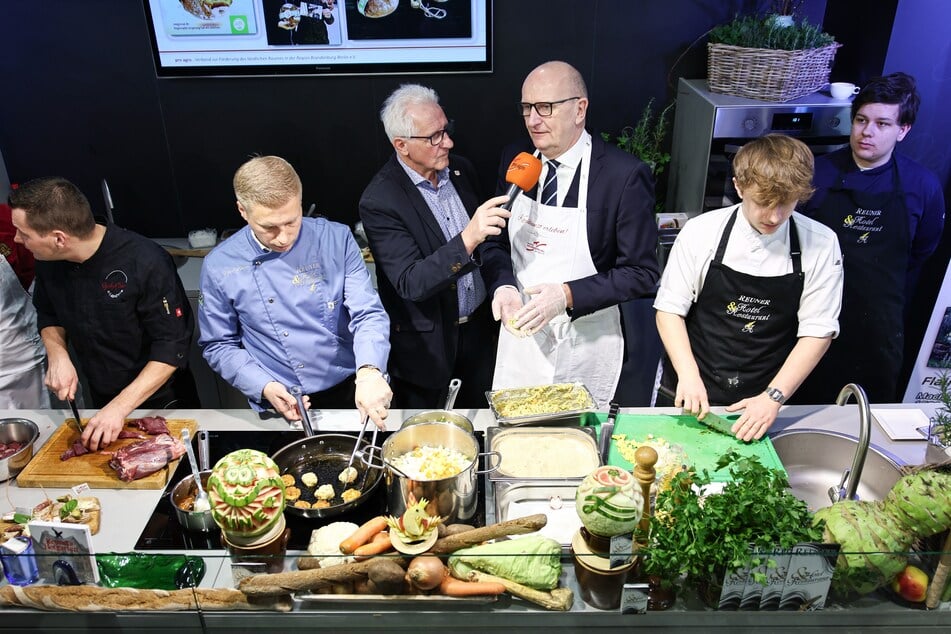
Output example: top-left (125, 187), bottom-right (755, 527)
top-left (930, 372), bottom-right (951, 446)
top-left (601, 98), bottom-right (673, 180)
top-left (710, 14), bottom-right (835, 50)
top-left (642, 451), bottom-right (823, 592)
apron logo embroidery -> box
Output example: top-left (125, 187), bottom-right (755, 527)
top-left (727, 375), bottom-right (740, 387)
top-left (525, 240), bottom-right (547, 253)
top-left (726, 301), bottom-right (738, 315)
top-left (741, 321), bottom-right (756, 333)
top-left (843, 214), bottom-right (856, 227)
top-left (292, 263), bottom-right (323, 293)
top-left (102, 269), bottom-right (128, 299)
top-left (857, 232), bottom-right (870, 244)
top-left (843, 208), bottom-right (884, 234)
top-left (725, 295), bottom-right (772, 323)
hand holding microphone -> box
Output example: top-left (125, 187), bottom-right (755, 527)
top-left (461, 152), bottom-right (542, 253)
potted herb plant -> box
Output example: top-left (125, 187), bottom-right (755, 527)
top-left (641, 451), bottom-right (823, 606)
top-left (601, 98), bottom-right (673, 212)
top-left (706, 11), bottom-right (838, 102)
top-left (926, 372), bottom-right (951, 463)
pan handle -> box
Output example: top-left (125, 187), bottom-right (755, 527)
top-left (444, 378), bottom-right (462, 411)
top-left (474, 450), bottom-right (502, 475)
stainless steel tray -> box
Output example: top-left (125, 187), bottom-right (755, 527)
top-left (295, 593), bottom-right (499, 605)
top-left (493, 481), bottom-right (581, 548)
top-left (487, 425), bottom-right (600, 482)
top-left (485, 382), bottom-right (596, 426)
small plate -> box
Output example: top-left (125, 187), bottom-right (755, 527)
top-left (871, 409), bottom-right (930, 441)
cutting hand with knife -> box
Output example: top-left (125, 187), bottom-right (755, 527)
top-left (654, 135), bottom-right (843, 441)
top-left (10, 178), bottom-right (200, 450)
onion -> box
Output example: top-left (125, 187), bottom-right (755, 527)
top-left (407, 555), bottom-right (446, 591)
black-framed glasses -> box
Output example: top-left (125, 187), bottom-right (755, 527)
top-left (520, 97), bottom-right (581, 117)
top-left (405, 120), bottom-right (455, 146)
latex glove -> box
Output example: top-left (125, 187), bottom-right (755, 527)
top-left (491, 285), bottom-right (525, 337)
top-left (262, 381), bottom-right (311, 422)
top-left (513, 283), bottom-right (567, 333)
top-left (725, 393), bottom-right (782, 442)
top-left (82, 402), bottom-right (130, 451)
top-left (355, 369), bottom-right (393, 431)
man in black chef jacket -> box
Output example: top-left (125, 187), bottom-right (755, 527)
top-left (797, 72), bottom-right (946, 404)
top-left (9, 178), bottom-right (199, 450)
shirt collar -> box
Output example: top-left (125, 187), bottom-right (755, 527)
top-left (547, 129), bottom-right (590, 171)
top-left (397, 155), bottom-right (449, 190)
top-left (247, 228), bottom-right (271, 253)
top-left (736, 203), bottom-right (789, 247)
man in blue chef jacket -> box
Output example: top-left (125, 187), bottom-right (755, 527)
top-left (796, 72), bottom-right (946, 404)
top-left (199, 155), bottom-right (393, 429)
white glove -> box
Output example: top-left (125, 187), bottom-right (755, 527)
top-left (491, 285), bottom-right (525, 337)
top-left (354, 369), bottom-right (393, 430)
top-left (513, 283), bottom-right (567, 333)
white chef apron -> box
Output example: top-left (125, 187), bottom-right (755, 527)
top-left (493, 139), bottom-right (623, 408)
top-left (0, 257), bottom-right (49, 408)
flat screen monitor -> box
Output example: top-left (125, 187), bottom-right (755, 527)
top-left (143, 0), bottom-right (492, 77)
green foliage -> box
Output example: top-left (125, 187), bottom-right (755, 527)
top-left (600, 98), bottom-right (673, 181)
top-left (930, 372), bottom-right (951, 446)
top-left (710, 14), bottom-right (835, 50)
top-left (642, 450), bottom-right (823, 592)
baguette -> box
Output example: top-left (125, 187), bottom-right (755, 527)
top-left (239, 558), bottom-right (407, 598)
top-left (0, 584), bottom-right (290, 612)
top-left (429, 514), bottom-right (548, 554)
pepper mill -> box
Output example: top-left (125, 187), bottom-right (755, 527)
top-left (632, 445), bottom-right (658, 545)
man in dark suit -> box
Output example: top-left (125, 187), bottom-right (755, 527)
top-left (359, 84), bottom-right (516, 409)
top-left (493, 60), bottom-right (660, 408)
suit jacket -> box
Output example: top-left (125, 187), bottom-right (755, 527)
top-left (497, 134), bottom-right (660, 317)
top-left (359, 154), bottom-right (516, 389)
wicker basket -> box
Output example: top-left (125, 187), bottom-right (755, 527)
top-left (707, 41), bottom-right (839, 102)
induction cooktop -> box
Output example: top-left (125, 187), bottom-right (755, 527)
top-left (134, 430), bottom-right (485, 552)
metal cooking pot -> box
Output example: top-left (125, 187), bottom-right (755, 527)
top-left (374, 421), bottom-right (498, 524)
top-left (270, 432), bottom-right (383, 520)
top-left (0, 418), bottom-right (39, 483)
top-left (170, 470), bottom-right (216, 532)
top-left (400, 378), bottom-right (474, 434)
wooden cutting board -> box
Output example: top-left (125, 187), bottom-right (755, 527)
top-left (16, 418), bottom-right (197, 490)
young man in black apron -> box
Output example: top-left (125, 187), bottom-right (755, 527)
top-left (654, 135), bottom-right (844, 441)
top-left (796, 72), bottom-right (945, 404)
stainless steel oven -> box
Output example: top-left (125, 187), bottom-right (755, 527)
top-left (667, 78), bottom-right (852, 213)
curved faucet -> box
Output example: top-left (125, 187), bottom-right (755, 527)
top-left (830, 383), bottom-right (871, 502)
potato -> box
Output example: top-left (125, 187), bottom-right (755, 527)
top-left (367, 558), bottom-right (406, 594)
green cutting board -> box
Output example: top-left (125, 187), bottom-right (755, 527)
top-left (587, 413), bottom-right (785, 482)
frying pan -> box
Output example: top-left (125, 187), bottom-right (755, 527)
top-left (270, 432), bottom-right (383, 520)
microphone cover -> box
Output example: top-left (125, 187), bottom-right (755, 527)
top-left (505, 152), bottom-right (543, 191)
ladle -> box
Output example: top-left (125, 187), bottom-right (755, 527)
top-left (181, 428), bottom-right (210, 512)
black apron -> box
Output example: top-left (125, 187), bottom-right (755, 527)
top-left (794, 160), bottom-right (908, 404)
top-left (661, 208), bottom-right (804, 405)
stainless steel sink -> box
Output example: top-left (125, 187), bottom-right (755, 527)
top-left (769, 429), bottom-right (904, 511)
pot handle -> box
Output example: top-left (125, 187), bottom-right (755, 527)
top-left (475, 450), bottom-right (502, 475)
top-left (358, 445), bottom-right (387, 471)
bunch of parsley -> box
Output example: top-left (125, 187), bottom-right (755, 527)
top-left (642, 451), bottom-right (823, 594)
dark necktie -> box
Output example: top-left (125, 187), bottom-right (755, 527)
top-left (541, 159), bottom-right (559, 206)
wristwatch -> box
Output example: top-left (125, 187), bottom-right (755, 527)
top-left (764, 387), bottom-right (787, 404)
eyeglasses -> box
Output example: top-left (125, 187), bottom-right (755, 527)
top-left (520, 97), bottom-right (581, 117)
top-left (405, 120), bottom-right (455, 146)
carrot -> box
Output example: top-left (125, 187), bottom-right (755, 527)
top-left (353, 530), bottom-right (393, 560)
top-left (339, 516), bottom-right (389, 554)
top-left (438, 574), bottom-right (506, 597)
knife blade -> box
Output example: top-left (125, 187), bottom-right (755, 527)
top-left (598, 401), bottom-right (620, 464)
top-left (682, 408), bottom-right (741, 438)
top-left (67, 398), bottom-right (84, 433)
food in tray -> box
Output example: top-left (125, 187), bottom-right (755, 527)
top-left (294, 500), bottom-right (312, 509)
top-left (306, 522), bottom-right (359, 568)
top-left (493, 430), bottom-right (598, 478)
top-left (301, 471), bottom-right (319, 488)
top-left (389, 445), bottom-right (470, 480)
top-left (611, 433), bottom-right (688, 490)
top-left (281, 474), bottom-right (296, 487)
top-left (489, 383), bottom-right (594, 419)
